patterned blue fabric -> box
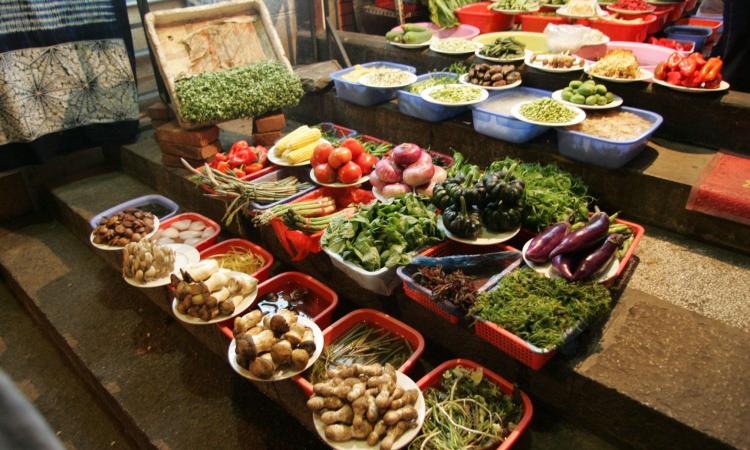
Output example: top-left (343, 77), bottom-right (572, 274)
top-left (0, 0), bottom-right (139, 167)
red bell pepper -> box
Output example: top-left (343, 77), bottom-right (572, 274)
top-left (678, 58), bottom-right (698, 77)
top-left (654, 63), bottom-right (668, 81)
top-left (215, 161), bottom-right (230, 173)
top-left (666, 52), bottom-right (684, 70)
top-left (701, 57), bottom-right (723, 82)
top-left (245, 162), bottom-right (264, 173)
top-left (666, 71), bottom-right (684, 86)
top-left (229, 140), bottom-right (250, 155)
top-left (688, 52), bottom-right (706, 67)
top-left (229, 149), bottom-right (253, 167)
top-left (214, 153), bottom-right (229, 163)
top-left (683, 71), bottom-right (705, 87)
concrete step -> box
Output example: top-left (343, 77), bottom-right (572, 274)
top-left (111, 132), bottom-right (750, 450)
top-left (0, 280), bottom-right (136, 450)
top-left (0, 218), bottom-right (326, 450)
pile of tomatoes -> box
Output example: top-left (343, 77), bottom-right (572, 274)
top-left (210, 141), bottom-right (268, 178)
top-left (654, 52), bottom-right (724, 89)
top-left (312, 138), bottom-right (379, 185)
top-left (648, 37), bottom-right (693, 52)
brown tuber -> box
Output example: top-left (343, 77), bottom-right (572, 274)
top-left (324, 424), bottom-right (352, 442)
top-left (380, 421), bottom-right (415, 450)
top-left (320, 404), bottom-right (353, 425)
top-left (307, 396), bottom-right (343, 412)
top-left (383, 405), bottom-right (418, 426)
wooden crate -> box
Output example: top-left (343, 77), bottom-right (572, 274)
top-left (144, 0), bottom-right (292, 129)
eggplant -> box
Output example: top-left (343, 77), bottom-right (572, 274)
top-left (572, 234), bottom-right (624, 281)
top-left (551, 254), bottom-right (577, 281)
top-left (549, 212), bottom-right (609, 259)
top-left (526, 221), bottom-right (570, 264)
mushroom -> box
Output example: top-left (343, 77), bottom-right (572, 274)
top-left (248, 353), bottom-right (275, 379)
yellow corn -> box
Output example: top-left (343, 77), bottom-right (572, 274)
top-left (283, 140), bottom-right (319, 164)
top-left (276, 126), bottom-right (321, 153)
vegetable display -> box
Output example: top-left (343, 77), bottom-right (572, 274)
top-left (428, 0), bottom-right (476, 28)
top-left (427, 85), bottom-right (485, 104)
top-left (209, 140), bottom-right (268, 178)
top-left (410, 366), bottom-right (524, 450)
top-left (408, 73), bottom-right (457, 94)
top-left (174, 62), bottom-right (303, 123)
top-left (122, 240), bottom-right (175, 283)
top-left (517, 98), bottom-right (578, 123)
top-left (312, 138), bottom-right (378, 185)
top-left (309, 363), bottom-right (420, 449)
top-left (360, 69), bottom-right (416, 88)
top-left (610, 0), bottom-right (651, 10)
top-left (489, 0), bottom-right (540, 11)
top-left (92, 209), bottom-right (156, 247)
top-left (309, 323), bottom-right (413, 384)
top-left (233, 309), bottom-right (317, 379)
top-left (273, 125), bottom-right (323, 165)
top-left (561, 79), bottom-right (616, 106)
top-left (588, 49), bottom-right (641, 79)
top-left (470, 268), bottom-right (612, 349)
top-left (371, 144), bottom-right (447, 198)
top-left (209, 247), bottom-right (266, 276)
top-left (153, 218), bottom-right (216, 247)
top-left (386, 24), bottom-right (433, 45)
top-left (465, 63), bottom-right (522, 88)
top-left (529, 53), bottom-right (583, 69)
top-left (430, 38), bottom-right (476, 53)
top-left (412, 266), bottom-right (479, 314)
top-left (321, 194), bottom-right (444, 271)
top-left (648, 37), bottom-right (692, 52)
top-left (479, 37), bottom-right (526, 60)
top-left (654, 53), bottom-right (724, 89)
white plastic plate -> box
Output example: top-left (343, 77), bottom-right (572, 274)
top-left (228, 316), bottom-right (324, 382)
top-left (524, 53), bottom-right (585, 73)
top-left (123, 243), bottom-right (199, 288)
top-left (429, 38), bottom-right (479, 55)
top-left (584, 65), bottom-right (653, 83)
top-left (358, 71), bottom-right (418, 89)
top-left (474, 48), bottom-right (526, 63)
top-left (438, 217), bottom-right (520, 245)
top-left (511, 101), bottom-right (586, 127)
top-left (172, 281), bottom-right (258, 325)
top-left (310, 169), bottom-right (369, 188)
top-left (651, 78), bottom-right (730, 93)
top-left (312, 371), bottom-right (425, 450)
top-left (90, 216), bottom-right (160, 251)
top-left (521, 239), bottom-right (619, 283)
top-left (420, 83), bottom-right (490, 107)
top-left (388, 36), bottom-right (434, 49)
top-left (458, 74), bottom-right (522, 91)
top-left (267, 138), bottom-right (331, 167)
top-left (552, 89), bottom-right (623, 110)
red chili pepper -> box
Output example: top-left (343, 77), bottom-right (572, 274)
top-left (666, 52), bottom-right (684, 70)
top-left (678, 58), bottom-right (697, 77)
top-left (666, 71), bottom-right (684, 86)
top-left (229, 140), bottom-right (250, 155)
top-left (245, 162), bottom-right (264, 173)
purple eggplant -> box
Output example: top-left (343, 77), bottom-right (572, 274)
top-left (551, 254), bottom-right (577, 281)
top-left (572, 234), bottom-right (624, 281)
top-left (526, 221), bottom-right (570, 264)
top-left (549, 212), bottom-right (609, 259)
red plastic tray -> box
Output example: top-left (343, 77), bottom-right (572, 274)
top-left (217, 271), bottom-right (339, 339)
top-left (519, 13), bottom-right (570, 33)
top-left (417, 359), bottom-right (533, 450)
top-left (199, 163), bottom-right (277, 194)
top-left (402, 242), bottom-right (518, 325)
top-left (588, 15), bottom-right (656, 42)
top-left (455, 2), bottom-right (514, 34)
top-left (270, 187), bottom-right (375, 261)
top-left (199, 238), bottom-right (274, 282)
top-left (675, 17), bottom-right (722, 42)
top-left (359, 134), bottom-right (392, 146)
top-left (294, 308), bottom-right (425, 395)
top-left (158, 212), bottom-right (220, 252)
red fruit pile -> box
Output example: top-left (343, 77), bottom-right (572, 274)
top-left (312, 138), bottom-right (378, 185)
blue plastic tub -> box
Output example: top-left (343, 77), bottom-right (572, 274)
top-left (397, 72), bottom-right (466, 122)
top-left (555, 106), bottom-right (663, 169)
top-left (331, 61), bottom-right (417, 106)
top-left (89, 194), bottom-right (179, 229)
top-left (249, 166), bottom-right (316, 210)
top-left (471, 87), bottom-right (551, 144)
top-left (664, 25), bottom-right (713, 51)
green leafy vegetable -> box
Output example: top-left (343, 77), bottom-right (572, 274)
top-left (321, 194), bottom-right (444, 271)
top-left (429, 0), bottom-right (479, 28)
top-left (470, 268), bottom-right (612, 349)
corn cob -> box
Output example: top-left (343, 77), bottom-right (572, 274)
top-left (283, 140), bottom-right (319, 164)
top-left (274, 126), bottom-right (321, 155)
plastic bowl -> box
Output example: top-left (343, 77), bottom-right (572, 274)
top-left (587, 15), bottom-right (656, 42)
top-left (555, 106), bottom-right (663, 168)
top-left (157, 212), bottom-right (220, 252)
top-left (472, 87), bottom-right (552, 144)
top-left (675, 18), bottom-right (722, 43)
top-left (397, 72), bottom-right (466, 123)
top-left (89, 194), bottom-right (179, 229)
top-left (519, 13), bottom-right (570, 33)
top-left (664, 25), bottom-right (713, 51)
top-left (472, 31), bottom-right (549, 53)
top-left (331, 61), bottom-right (417, 107)
top-left (294, 309), bottom-right (426, 395)
top-left (647, 7), bottom-right (671, 34)
top-left (417, 359), bottom-right (533, 450)
top-left (456, 2), bottom-right (515, 34)
top-left (199, 238), bottom-right (275, 282)
top-left (576, 41), bottom-right (675, 71)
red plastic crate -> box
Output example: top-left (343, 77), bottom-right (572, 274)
top-left (519, 13), bottom-right (570, 33)
top-left (455, 2), bottom-right (514, 34)
top-left (294, 308), bottom-right (425, 395)
top-left (270, 187), bottom-right (375, 261)
top-left (217, 271), bottom-right (339, 340)
top-left (588, 15), bottom-right (656, 42)
top-left (158, 212), bottom-right (220, 252)
top-left (417, 359), bottom-right (533, 449)
top-left (199, 238), bottom-right (274, 282)
top-left (401, 242), bottom-right (518, 325)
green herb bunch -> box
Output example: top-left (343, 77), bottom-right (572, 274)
top-left (175, 61), bottom-right (303, 123)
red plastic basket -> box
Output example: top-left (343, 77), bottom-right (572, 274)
top-left (455, 2), bottom-right (514, 34)
top-left (294, 308), bottom-right (425, 395)
top-left (519, 13), bottom-right (570, 33)
top-left (270, 187), bottom-right (375, 261)
top-left (158, 212), bottom-right (220, 252)
top-left (648, 7), bottom-right (672, 34)
top-left (474, 318), bottom-right (556, 370)
top-left (401, 242), bottom-right (518, 325)
top-left (217, 271), bottom-right (339, 340)
top-left (588, 15), bottom-right (656, 42)
top-left (417, 359), bottom-right (533, 449)
top-left (199, 238), bottom-right (274, 282)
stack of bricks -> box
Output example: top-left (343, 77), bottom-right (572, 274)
top-left (252, 111), bottom-right (286, 147)
top-left (154, 121), bottom-right (221, 168)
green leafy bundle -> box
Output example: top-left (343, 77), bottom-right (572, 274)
top-left (321, 194), bottom-right (444, 271)
top-left (175, 62), bottom-right (303, 123)
top-left (488, 158), bottom-right (591, 231)
top-left (429, 0), bottom-right (480, 28)
top-left (470, 268), bottom-right (612, 349)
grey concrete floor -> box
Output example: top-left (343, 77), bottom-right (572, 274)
top-left (628, 225), bottom-right (750, 332)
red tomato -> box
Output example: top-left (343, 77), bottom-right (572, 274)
top-left (311, 143), bottom-right (335, 166)
top-left (355, 153), bottom-right (378, 174)
top-left (342, 138), bottom-right (365, 160)
top-left (230, 140), bottom-right (250, 155)
top-left (245, 162), bottom-right (264, 173)
top-left (337, 162), bottom-right (363, 184)
top-left (233, 169), bottom-right (246, 178)
top-left (328, 147), bottom-right (352, 169)
top-left (314, 163), bottom-right (337, 183)
top-left (215, 161), bottom-right (230, 173)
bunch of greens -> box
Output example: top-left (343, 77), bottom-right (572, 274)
top-left (429, 0), bottom-right (479, 28)
top-left (408, 73), bottom-right (458, 94)
top-left (175, 62), bottom-right (303, 123)
top-left (321, 194), bottom-right (444, 271)
top-left (361, 139), bottom-right (393, 158)
top-left (410, 366), bottom-right (524, 450)
top-left (488, 158), bottom-right (591, 231)
top-left (446, 151), bottom-right (481, 181)
top-left (470, 268), bottom-right (612, 349)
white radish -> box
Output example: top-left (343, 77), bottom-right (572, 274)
top-left (189, 221), bottom-right (206, 231)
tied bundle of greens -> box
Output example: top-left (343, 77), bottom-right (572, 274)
top-left (321, 194), bottom-right (444, 271)
top-left (488, 158), bottom-right (591, 231)
top-left (470, 268), bottom-right (612, 349)
top-left (410, 366), bottom-right (524, 450)
top-left (429, 0), bottom-right (480, 28)
top-left (175, 62), bottom-right (303, 123)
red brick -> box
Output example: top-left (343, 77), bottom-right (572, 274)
top-left (155, 121), bottom-right (219, 147)
top-left (254, 113), bottom-right (286, 133)
top-left (161, 153), bottom-right (214, 169)
top-left (253, 130), bottom-right (283, 147)
top-left (159, 141), bottom-right (221, 160)
top-left (146, 102), bottom-right (171, 120)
